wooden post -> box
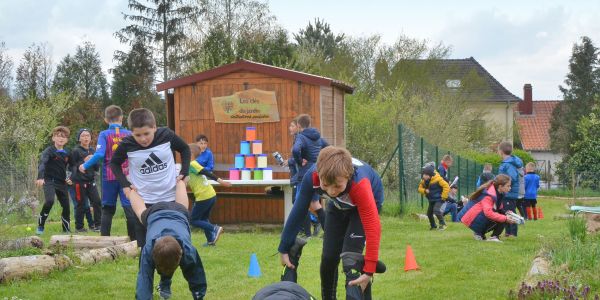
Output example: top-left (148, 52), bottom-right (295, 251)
top-left (0, 254), bottom-right (72, 282)
top-left (76, 241), bottom-right (138, 265)
top-left (0, 236), bottom-right (43, 250)
top-left (49, 235), bottom-right (131, 249)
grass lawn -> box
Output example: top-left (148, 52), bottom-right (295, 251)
top-left (0, 198), bottom-right (587, 299)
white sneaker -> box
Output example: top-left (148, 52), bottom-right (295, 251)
top-left (487, 236), bottom-right (502, 243)
top-left (473, 234), bottom-right (483, 241)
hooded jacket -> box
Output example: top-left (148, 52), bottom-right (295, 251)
top-left (460, 184), bottom-right (508, 234)
top-left (498, 155), bottom-right (523, 199)
top-left (291, 127), bottom-right (329, 184)
top-left (418, 171), bottom-right (449, 202)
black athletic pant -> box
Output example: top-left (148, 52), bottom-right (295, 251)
top-left (320, 201), bottom-right (371, 300)
top-left (72, 181), bottom-right (101, 229)
top-left (100, 205), bottom-right (137, 242)
top-left (516, 199), bottom-right (527, 219)
top-left (39, 179), bottom-right (70, 232)
top-left (477, 220), bottom-right (505, 239)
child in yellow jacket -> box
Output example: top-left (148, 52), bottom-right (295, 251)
top-left (188, 144), bottom-right (231, 246)
top-left (418, 163), bottom-right (450, 230)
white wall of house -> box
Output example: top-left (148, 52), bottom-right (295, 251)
top-left (473, 101), bottom-right (517, 142)
top-left (530, 151), bottom-right (563, 182)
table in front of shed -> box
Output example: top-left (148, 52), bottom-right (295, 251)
top-left (208, 179), bottom-right (293, 223)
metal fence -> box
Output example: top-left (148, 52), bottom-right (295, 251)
top-left (387, 124), bottom-right (486, 213)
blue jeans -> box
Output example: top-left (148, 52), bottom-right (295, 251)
top-left (190, 197), bottom-right (217, 242)
top-left (443, 202), bottom-right (459, 222)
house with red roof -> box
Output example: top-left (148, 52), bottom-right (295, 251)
top-left (515, 84), bottom-right (562, 181)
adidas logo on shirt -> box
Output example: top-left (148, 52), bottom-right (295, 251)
top-left (140, 152), bottom-right (168, 174)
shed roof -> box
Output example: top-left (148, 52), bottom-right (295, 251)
top-left (156, 59), bottom-right (354, 93)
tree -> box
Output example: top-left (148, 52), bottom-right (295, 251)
top-left (568, 103), bottom-right (600, 189)
top-left (294, 18), bottom-right (344, 62)
top-left (112, 40), bottom-right (166, 125)
top-left (0, 42), bottom-right (13, 98)
top-left (115, 0), bottom-right (201, 82)
top-left (235, 26), bottom-right (295, 67)
top-left (53, 41), bottom-right (109, 102)
top-left (550, 36), bottom-right (600, 154)
top-left (14, 43), bottom-right (53, 100)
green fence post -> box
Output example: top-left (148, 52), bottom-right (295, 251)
top-left (466, 159), bottom-right (470, 193)
top-left (398, 124), bottom-right (404, 215)
top-left (456, 155), bottom-right (464, 200)
top-left (435, 146), bottom-right (439, 168)
top-left (420, 137), bottom-right (424, 209)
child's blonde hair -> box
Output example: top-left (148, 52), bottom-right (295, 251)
top-left (442, 154), bottom-right (453, 163)
top-left (316, 146), bottom-right (354, 185)
top-left (189, 143), bottom-right (201, 159)
top-left (52, 126), bottom-right (70, 137)
top-left (483, 163), bottom-right (493, 172)
top-left (526, 162), bottom-right (536, 172)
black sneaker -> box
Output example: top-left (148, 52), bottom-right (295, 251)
top-left (76, 228), bottom-right (88, 233)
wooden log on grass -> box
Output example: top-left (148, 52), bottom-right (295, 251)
top-left (76, 241), bottom-right (138, 265)
top-left (49, 235), bottom-right (130, 249)
top-left (0, 236), bottom-right (44, 250)
top-left (0, 254), bottom-right (72, 282)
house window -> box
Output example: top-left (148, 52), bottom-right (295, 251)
top-left (446, 79), bottom-right (461, 88)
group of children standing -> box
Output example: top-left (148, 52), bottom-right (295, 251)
top-left (417, 142), bottom-right (541, 242)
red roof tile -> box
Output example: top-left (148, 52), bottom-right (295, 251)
top-left (515, 101), bottom-right (560, 151)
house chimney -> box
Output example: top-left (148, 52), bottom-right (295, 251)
top-left (519, 83), bottom-right (533, 115)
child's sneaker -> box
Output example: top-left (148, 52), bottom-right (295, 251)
top-left (487, 236), bottom-right (502, 243)
top-left (473, 234), bottom-right (484, 241)
top-left (76, 228), bottom-right (88, 233)
top-left (36, 226), bottom-right (44, 235)
top-left (157, 283), bottom-right (171, 299)
top-left (429, 226), bottom-right (437, 230)
top-left (209, 226), bottom-right (224, 246)
top-left (438, 224), bottom-right (447, 231)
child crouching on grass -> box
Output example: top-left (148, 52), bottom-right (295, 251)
top-left (418, 163), bottom-right (450, 230)
top-left (129, 180), bottom-right (207, 300)
top-left (188, 143), bottom-right (231, 246)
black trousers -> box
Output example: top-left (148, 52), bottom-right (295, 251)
top-left (39, 180), bottom-right (70, 231)
top-left (426, 201), bottom-right (445, 228)
top-left (100, 205), bottom-right (137, 242)
top-left (320, 201), bottom-right (371, 300)
top-left (71, 181), bottom-right (101, 229)
top-left (477, 220), bottom-right (505, 239)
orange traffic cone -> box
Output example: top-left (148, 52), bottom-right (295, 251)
top-left (526, 207), bottom-right (533, 220)
top-left (537, 207), bottom-right (544, 219)
top-left (404, 245), bottom-right (420, 272)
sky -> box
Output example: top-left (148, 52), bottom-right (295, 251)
top-left (1, 0), bottom-right (600, 100)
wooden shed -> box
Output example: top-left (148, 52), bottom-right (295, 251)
top-left (157, 60), bottom-right (354, 224)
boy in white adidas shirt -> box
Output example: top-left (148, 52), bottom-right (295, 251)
top-left (110, 108), bottom-right (190, 247)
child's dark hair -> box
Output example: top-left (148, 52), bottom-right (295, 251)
top-left (52, 126), bottom-right (70, 137)
top-left (317, 146), bottom-right (354, 185)
top-left (128, 108), bottom-right (156, 129)
top-left (297, 114), bottom-right (311, 129)
top-left (104, 105), bottom-right (123, 122)
top-left (195, 134), bottom-right (208, 143)
top-left (189, 143), bottom-right (201, 159)
top-left (152, 236), bottom-right (182, 277)
top-left (498, 141), bottom-right (513, 155)
top-left (469, 174), bottom-right (510, 200)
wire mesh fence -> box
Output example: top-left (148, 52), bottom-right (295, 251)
top-left (394, 124), bottom-right (485, 213)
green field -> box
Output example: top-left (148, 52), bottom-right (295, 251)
top-left (0, 198), bottom-right (594, 299)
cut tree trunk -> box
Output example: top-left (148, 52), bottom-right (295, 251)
top-left (0, 254), bottom-right (72, 283)
top-left (49, 235), bottom-right (130, 249)
top-left (0, 236), bottom-right (44, 250)
top-left (76, 241), bottom-right (138, 265)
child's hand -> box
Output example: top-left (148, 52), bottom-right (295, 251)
top-left (176, 175), bottom-right (189, 183)
top-left (35, 179), bottom-right (44, 187)
top-left (348, 273), bottom-right (372, 292)
top-left (425, 189), bottom-right (430, 194)
top-left (84, 155), bottom-right (92, 162)
top-left (218, 179), bottom-right (232, 187)
top-left (66, 178), bottom-right (72, 185)
top-left (78, 164), bottom-right (86, 173)
top-left (301, 159), bottom-right (308, 166)
top-left (280, 253), bottom-right (295, 269)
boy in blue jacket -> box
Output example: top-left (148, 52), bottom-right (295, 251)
top-left (498, 141), bottom-right (523, 237)
top-left (130, 180), bottom-right (206, 300)
top-left (292, 114), bottom-right (329, 230)
top-left (524, 162), bottom-right (540, 220)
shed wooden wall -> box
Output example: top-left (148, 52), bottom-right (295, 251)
top-left (172, 70), bottom-right (345, 223)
